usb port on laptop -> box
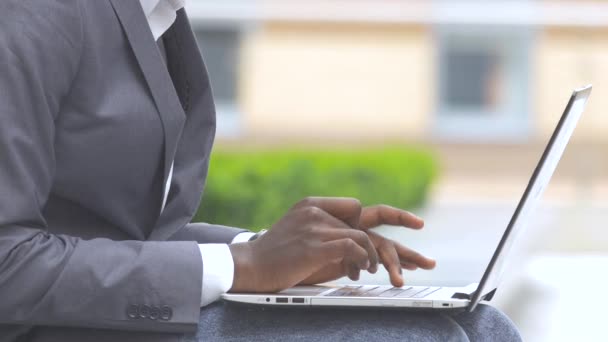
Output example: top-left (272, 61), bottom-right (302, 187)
top-left (276, 297), bottom-right (288, 303)
top-left (292, 298), bottom-right (305, 304)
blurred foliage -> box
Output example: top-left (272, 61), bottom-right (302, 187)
top-left (194, 147), bottom-right (438, 231)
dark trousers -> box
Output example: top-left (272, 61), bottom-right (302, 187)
top-left (183, 302), bottom-right (522, 341)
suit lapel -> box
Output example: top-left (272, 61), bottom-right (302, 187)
top-left (109, 0), bottom-right (186, 215)
top-left (148, 9), bottom-right (217, 241)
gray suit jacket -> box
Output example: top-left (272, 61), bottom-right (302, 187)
top-left (0, 1), bottom-right (247, 341)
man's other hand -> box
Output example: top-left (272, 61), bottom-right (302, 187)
top-left (228, 197), bottom-right (436, 293)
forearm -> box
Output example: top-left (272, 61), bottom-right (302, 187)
top-left (170, 222), bottom-right (249, 244)
top-left (0, 226), bottom-right (201, 333)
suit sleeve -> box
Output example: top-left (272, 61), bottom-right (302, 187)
top-left (0, 1), bottom-right (201, 333)
top-left (170, 222), bottom-right (248, 244)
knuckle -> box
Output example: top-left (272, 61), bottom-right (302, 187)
top-left (367, 204), bottom-right (382, 212)
top-left (299, 197), bottom-right (316, 207)
top-left (351, 230), bottom-right (368, 243)
top-left (343, 238), bottom-right (357, 250)
top-left (292, 197), bottom-right (312, 210)
top-left (347, 197), bottom-right (362, 210)
top-left (377, 205), bottom-right (391, 217)
top-left (303, 206), bottom-right (323, 219)
top-left (306, 225), bottom-right (320, 236)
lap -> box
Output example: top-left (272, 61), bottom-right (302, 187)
top-left (450, 305), bottom-right (522, 342)
top-left (183, 302), bottom-right (521, 342)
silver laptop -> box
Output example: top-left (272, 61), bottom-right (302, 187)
top-left (222, 85), bottom-right (592, 312)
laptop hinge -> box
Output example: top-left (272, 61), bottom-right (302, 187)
top-left (452, 288), bottom-right (497, 301)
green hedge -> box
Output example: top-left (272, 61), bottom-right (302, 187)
top-left (194, 147), bottom-right (438, 231)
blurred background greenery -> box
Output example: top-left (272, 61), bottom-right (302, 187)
top-left (195, 148), bottom-right (437, 230)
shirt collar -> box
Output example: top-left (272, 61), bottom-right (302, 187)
top-left (139, 0), bottom-right (186, 40)
top-left (140, 0), bottom-right (160, 17)
top-left (140, 0), bottom-right (185, 14)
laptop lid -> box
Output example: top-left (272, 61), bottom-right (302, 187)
top-left (468, 85), bottom-right (592, 311)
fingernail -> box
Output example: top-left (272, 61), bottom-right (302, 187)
top-left (364, 261), bottom-right (371, 270)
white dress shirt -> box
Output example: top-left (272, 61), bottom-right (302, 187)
top-left (139, 0), bottom-right (255, 307)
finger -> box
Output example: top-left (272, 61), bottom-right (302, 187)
top-left (400, 262), bottom-right (418, 271)
top-left (359, 205), bottom-right (424, 230)
top-left (293, 197), bottom-right (362, 228)
top-left (376, 240), bottom-right (404, 287)
top-left (321, 238), bottom-right (370, 271)
top-left (347, 264), bottom-right (361, 281)
top-left (394, 242), bottom-right (436, 270)
top-left (318, 226), bottom-right (378, 271)
top-left (364, 231), bottom-right (384, 274)
top-left (367, 230), bottom-right (435, 270)
top-left (296, 207), bottom-right (378, 272)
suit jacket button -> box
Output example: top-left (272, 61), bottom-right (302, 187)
top-left (160, 305), bottom-right (172, 321)
top-left (149, 306), bottom-right (160, 320)
top-left (126, 304), bottom-right (139, 319)
top-left (139, 305), bottom-right (151, 319)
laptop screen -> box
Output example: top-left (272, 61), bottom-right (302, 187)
top-left (469, 85), bottom-right (592, 311)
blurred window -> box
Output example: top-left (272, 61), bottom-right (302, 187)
top-left (444, 49), bottom-right (503, 110)
top-left (194, 27), bottom-right (243, 137)
top-left (436, 27), bottom-right (532, 141)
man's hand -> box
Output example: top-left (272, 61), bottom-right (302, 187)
top-left (300, 202), bottom-right (436, 288)
top-left (228, 197), bottom-right (435, 293)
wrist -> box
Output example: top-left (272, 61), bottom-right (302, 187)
top-left (228, 242), bottom-right (256, 293)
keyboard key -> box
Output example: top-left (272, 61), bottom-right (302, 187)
top-left (412, 287), bottom-right (441, 299)
top-left (327, 289), bottom-right (352, 297)
top-left (359, 286), bottom-right (393, 297)
top-left (326, 286), bottom-right (362, 297)
top-left (378, 287), bottom-right (412, 298)
top-left (396, 287), bottom-right (442, 299)
top-left (396, 287), bottom-right (429, 298)
top-left (351, 285), bottom-right (379, 296)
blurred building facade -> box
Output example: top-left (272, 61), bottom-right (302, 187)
top-left (186, 0), bottom-right (608, 145)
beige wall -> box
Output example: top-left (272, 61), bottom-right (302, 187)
top-left (239, 22), bottom-right (434, 140)
top-left (535, 27), bottom-right (608, 143)
top-left (237, 21), bottom-right (608, 143)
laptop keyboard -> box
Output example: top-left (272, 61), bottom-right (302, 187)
top-left (324, 285), bottom-right (441, 299)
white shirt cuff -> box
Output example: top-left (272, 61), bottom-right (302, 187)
top-left (197, 233), bottom-right (255, 307)
top-left (231, 232), bottom-right (256, 244)
top-left (198, 244), bottom-right (234, 307)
